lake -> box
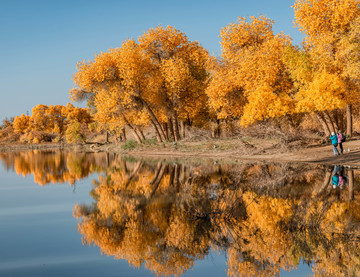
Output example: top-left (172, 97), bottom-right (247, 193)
top-left (0, 150), bottom-right (358, 277)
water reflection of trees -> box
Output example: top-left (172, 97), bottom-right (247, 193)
top-left (0, 150), bottom-right (115, 185)
top-left (2, 151), bottom-right (360, 276)
top-left (70, 159), bottom-right (360, 277)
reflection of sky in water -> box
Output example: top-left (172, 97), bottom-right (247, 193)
top-left (0, 164), bottom-right (106, 277)
top-left (0, 156), bottom-right (231, 277)
top-left (0, 152), bottom-right (356, 276)
top-left (0, 164), bottom-right (229, 276)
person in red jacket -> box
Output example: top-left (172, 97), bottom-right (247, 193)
top-left (337, 130), bottom-right (345, 154)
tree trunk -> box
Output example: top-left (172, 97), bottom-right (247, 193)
top-left (186, 113), bottom-right (192, 126)
top-left (163, 122), bottom-right (169, 140)
top-left (141, 99), bottom-right (166, 141)
top-left (211, 119), bottom-right (221, 138)
top-left (150, 120), bottom-right (162, 143)
top-left (172, 113), bottom-right (180, 141)
top-left (122, 128), bottom-right (126, 142)
top-left (168, 118), bottom-right (175, 141)
top-left (180, 120), bottom-right (185, 138)
top-left (315, 112), bottom-right (331, 136)
top-left (348, 170), bottom-right (354, 202)
top-left (121, 114), bottom-right (142, 143)
top-left (129, 127), bottom-right (142, 143)
top-left (104, 130), bottom-right (109, 143)
top-left (331, 110), bottom-right (339, 132)
top-left (324, 110), bottom-right (336, 133)
top-left (346, 104), bottom-right (353, 137)
top-left (117, 133), bottom-right (123, 143)
top-left (340, 111), bottom-right (345, 133)
top-left (136, 127), bottom-right (146, 141)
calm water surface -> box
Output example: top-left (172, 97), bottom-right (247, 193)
top-left (0, 150), bottom-right (358, 277)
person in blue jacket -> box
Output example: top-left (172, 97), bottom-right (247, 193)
top-left (332, 165), bottom-right (340, 188)
top-left (330, 132), bottom-right (340, 156)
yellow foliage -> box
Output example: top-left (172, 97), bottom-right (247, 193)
top-left (12, 104), bottom-right (92, 139)
top-left (209, 16), bottom-right (294, 125)
top-left (138, 25), bottom-right (210, 121)
top-left (72, 26), bottom-right (209, 136)
top-left (206, 59), bottom-right (246, 119)
top-left (294, 0), bottom-right (360, 109)
top-left (294, 0), bottom-right (360, 46)
top-left (13, 114), bottom-right (30, 134)
top-left (295, 70), bottom-right (346, 112)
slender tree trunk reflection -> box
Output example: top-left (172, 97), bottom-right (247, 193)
top-left (150, 161), bottom-right (162, 185)
top-left (125, 161), bottom-right (143, 188)
top-left (348, 169), bottom-right (354, 202)
top-left (169, 165), bottom-right (175, 187)
top-left (149, 163), bottom-right (166, 198)
top-left (174, 164), bottom-right (181, 192)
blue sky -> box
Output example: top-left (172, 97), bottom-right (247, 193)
top-left (0, 0), bottom-right (303, 122)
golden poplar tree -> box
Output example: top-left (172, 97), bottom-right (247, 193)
top-left (293, 0), bottom-right (360, 136)
top-left (208, 16), bottom-right (294, 126)
top-left (13, 114), bottom-right (31, 134)
top-left (71, 26), bottom-right (209, 142)
top-left (138, 26), bottom-right (209, 140)
top-left (71, 39), bottom-right (163, 142)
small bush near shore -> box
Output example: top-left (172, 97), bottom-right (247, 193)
top-left (66, 122), bottom-right (85, 143)
top-left (142, 138), bottom-right (157, 145)
top-left (122, 140), bottom-right (138, 150)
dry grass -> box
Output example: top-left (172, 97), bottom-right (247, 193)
top-left (0, 127), bottom-right (20, 143)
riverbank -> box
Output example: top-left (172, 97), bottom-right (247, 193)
top-left (1, 136), bottom-right (360, 166)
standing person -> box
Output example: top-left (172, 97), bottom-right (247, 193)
top-left (337, 130), bottom-right (345, 154)
top-left (332, 165), bottom-right (340, 188)
top-left (338, 165), bottom-right (347, 189)
top-left (330, 132), bottom-right (340, 156)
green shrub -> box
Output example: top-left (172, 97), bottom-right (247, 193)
top-left (121, 139), bottom-right (137, 150)
top-left (65, 122), bottom-right (85, 143)
top-left (142, 138), bottom-right (157, 145)
top-left (88, 122), bottom-right (98, 133)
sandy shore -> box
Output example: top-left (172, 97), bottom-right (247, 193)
top-left (1, 138), bottom-right (360, 166)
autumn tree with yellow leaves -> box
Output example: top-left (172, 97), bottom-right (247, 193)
top-left (5, 2), bottom-right (360, 144)
top-left (207, 16), bottom-right (294, 126)
top-left (282, 44), bottom-right (350, 134)
top-left (12, 114), bottom-right (31, 134)
top-left (293, 0), bottom-right (360, 136)
top-left (11, 103), bottom-right (92, 143)
top-left (138, 26), bottom-right (209, 140)
top-left (71, 26), bottom-right (209, 143)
